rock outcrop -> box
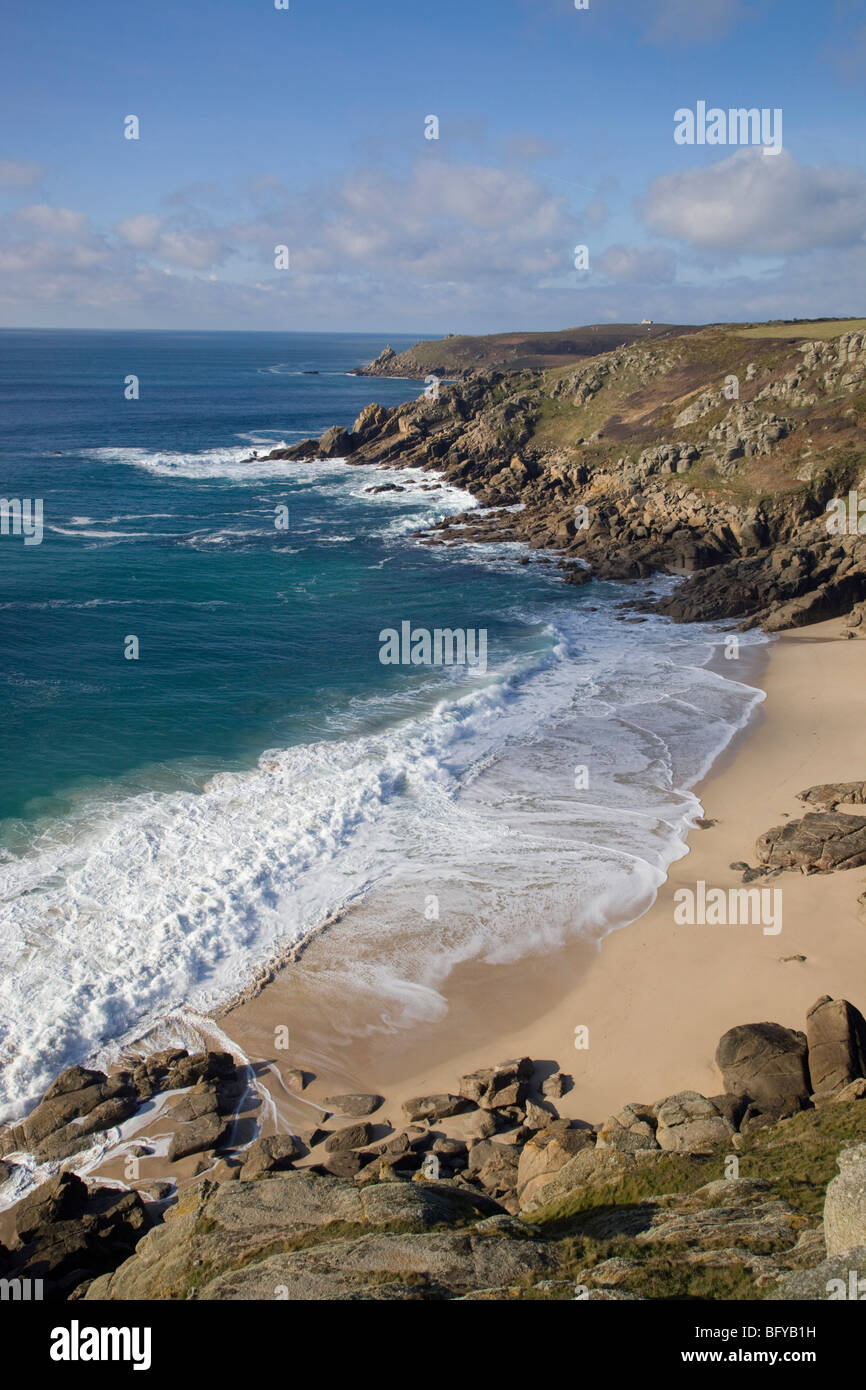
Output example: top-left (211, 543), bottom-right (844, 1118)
top-left (824, 1145), bottom-right (866, 1257)
top-left (653, 1091), bottom-right (734, 1154)
top-left (807, 996), bottom-right (866, 1097)
top-left (756, 811), bottom-right (866, 874)
top-left (84, 1174), bottom-right (545, 1301)
top-left (0, 1172), bottom-right (149, 1300)
top-left (259, 322), bottom-right (866, 635)
top-left (6, 995), bottom-right (866, 1301)
top-left (715, 1022), bottom-right (811, 1112)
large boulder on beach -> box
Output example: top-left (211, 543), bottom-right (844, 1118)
top-left (715, 1022), bottom-right (811, 1111)
top-left (756, 811), bottom-right (866, 874)
top-left (459, 1059), bottom-right (533, 1111)
top-left (168, 1112), bottom-right (230, 1162)
top-left (13, 1171), bottom-right (89, 1242)
top-left (806, 996), bottom-right (866, 1096)
top-left (169, 1080), bottom-right (222, 1124)
top-left (825, 1145), bottom-right (866, 1256)
top-left (323, 1123), bottom-right (373, 1153)
top-left (401, 1094), bottom-right (468, 1123)
top-left (165, 1050), bottom-right (238, 1091)
top-left (652, 1091), bottom-right (734, 1154)
top-left (323, 1093), bottom-right (383, 1118)
top-left (797, 782), bottom-right (866, 811)
top-left (239, 1135), bottom-right (302, 1179)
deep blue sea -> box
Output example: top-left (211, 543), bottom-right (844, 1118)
top-left (0, 329), bottom-right (765, 1117)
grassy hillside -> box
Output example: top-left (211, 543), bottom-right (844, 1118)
top-left (356, 322), bottom-right (701, 377)
top-left (736, 318), bottom-right (866, 340)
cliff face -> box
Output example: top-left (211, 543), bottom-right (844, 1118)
top-left (273, 323), bottom-right (866, 630)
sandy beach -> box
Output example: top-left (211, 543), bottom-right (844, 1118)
top-left (220, 615), bottom-right (866, 1139)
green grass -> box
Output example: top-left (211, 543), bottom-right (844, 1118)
top-left (736, 1101), bottom-right (866, 1216)
top-left (517, 1100), bottom-right (866, 1301)
top-left (736, 319), bottom-right (866, 340)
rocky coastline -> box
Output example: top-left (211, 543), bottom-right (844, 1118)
top-left (2, 777), bottom-right (865, 1301)
top-left (3, 986), bottom-right (866, 1301)
top-left (4, 758), bottom-right (866, 1302)
top-left (267, 324), bottom-right (866, 633)
top-left (4, 320), bottom-right (866, 1305)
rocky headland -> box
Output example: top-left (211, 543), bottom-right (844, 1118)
top-left (273, 321), bottom-right (866, 633)
top-left (351, 322), bottom-right (696, 379)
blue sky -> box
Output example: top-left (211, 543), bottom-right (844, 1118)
top-left (0, 0), bottom-right (864, 331)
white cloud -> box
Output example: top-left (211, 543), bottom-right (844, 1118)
top-left (0, 153), bottom-right (862, 331)
top-left (15, 204), bottom-right (89, 236)
top-left (116, 214), bottom-right (225, 268)
top-left (640, 149), bottom-right (866, 255)
top-left (116, 214), bottom-right (163, 249)
top-left (599, 243), bottom-right (676, 282)
top-left (0, 160), bottom-right (43, 189)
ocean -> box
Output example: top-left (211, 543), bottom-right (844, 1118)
top-left (0, 329), bottom-right (766, 1119)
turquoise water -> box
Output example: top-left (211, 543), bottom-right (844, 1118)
top-left (0, 330), bottom-right (765, 1116)
top-left (0, 330), bottom-right (449, 825)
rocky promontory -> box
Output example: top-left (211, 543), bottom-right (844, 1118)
top-left (274, 322), bottom-right (866, 632)
top-left (351, 323), bottom-right (698, 379)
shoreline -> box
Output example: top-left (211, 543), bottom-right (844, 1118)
top-left (217, 614), bottom-right (866, 1135)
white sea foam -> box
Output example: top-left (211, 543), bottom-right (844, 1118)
top-left (0, 599), bottom-right (766, 1121)
top-left (83, 447), bottom-right (478, 532)
top-left (66, 514), bottom-right (174, 525)
top-left (86, 444), bottom-right (298, 481)
top-left (49, 526), bottom-right (160, 539)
